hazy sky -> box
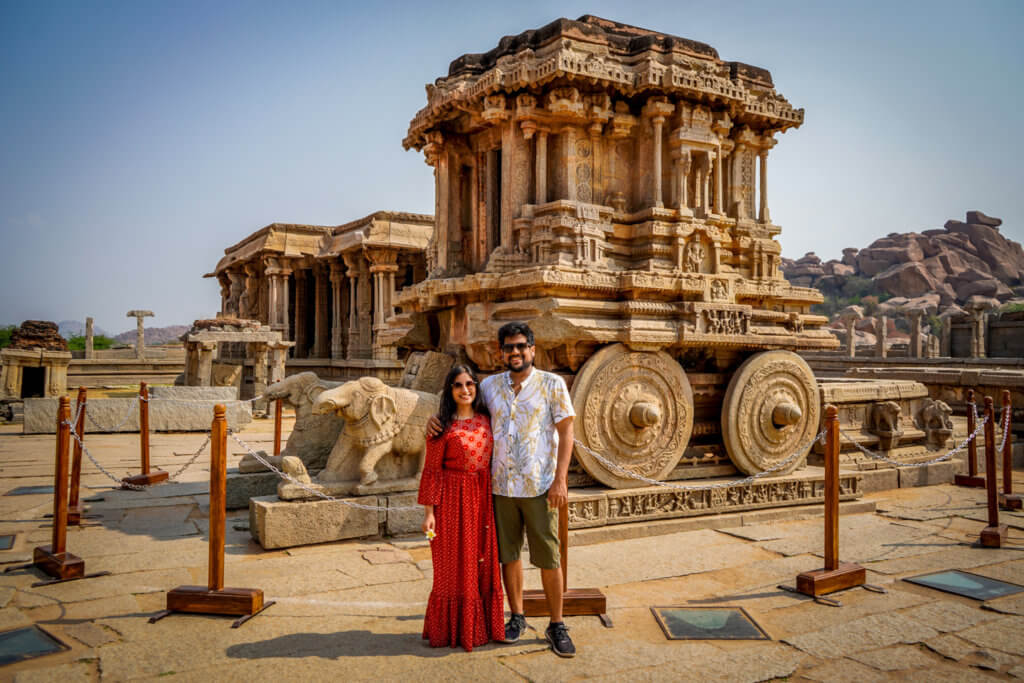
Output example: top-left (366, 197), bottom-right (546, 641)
top-left (2, 0), bottom-right (1022, 335)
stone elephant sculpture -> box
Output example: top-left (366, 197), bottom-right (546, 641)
top-left (918, 398), bottom-right (953, 448)
top-left (869, 401), bottom-right (903, 450)
top-left (276, 377), bottom-right (439, 499)
top-left (238, 371), bottom-right (342, 474)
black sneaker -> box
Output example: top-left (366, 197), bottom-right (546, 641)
top-left (545, 621), bottom-right (576, 658)
top-left (501, 613), bottom-right (527, 644)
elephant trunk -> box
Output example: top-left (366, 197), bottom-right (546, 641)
top-left (313, 393), bottom-right (345, 416)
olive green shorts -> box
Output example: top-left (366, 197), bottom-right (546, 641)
top-left (493, 493), bottom-right (560, 569)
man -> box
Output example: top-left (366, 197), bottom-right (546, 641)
top-left (428, 321), bottom-right (576, 657)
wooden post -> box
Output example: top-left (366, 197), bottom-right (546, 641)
top-left (164, 404), bottom-right (266, 620)
top-left (209, 405), bottom-right (226, 591)
top-left (122, 382), bottom-right (168, 488)
top-left (796, 404), bottom-right (866, 596)
top-left (68, 387), bottom-right (86, 525)
top-left (981, 395), bottom-right (1009, 547)
top-left (32, 396), bottom-right (85, 580)
top-left (273, 399), bottom-right (283, 456)
top-left (522, 499), bottom-right (608, 623)
top-left (998, 390), bottom-right (1021, 510)
top-left (955, 389), bottom-right (986, 488)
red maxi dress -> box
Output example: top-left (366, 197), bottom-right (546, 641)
top-left (418, 413), bottom-right (504, 651)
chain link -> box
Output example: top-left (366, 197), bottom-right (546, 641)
top-left (65, 420), bottom-right (208, 490)
top-left (85, 401), bottom-right (139, 433)
top-left (572, 430), bottom-right (827, 492)
top-left (228, 431), bottom-right (422, 512)
top-left (838, 414), bottom-right (988, 469)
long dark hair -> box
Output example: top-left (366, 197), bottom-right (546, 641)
top-left (437, 364), bottom-right (489, 435)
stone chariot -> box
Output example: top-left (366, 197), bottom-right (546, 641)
top-left (382, 15), bottom-right (839, 489)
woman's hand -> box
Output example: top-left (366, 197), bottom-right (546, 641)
top-left (422, 509), bottom-right (436, 536)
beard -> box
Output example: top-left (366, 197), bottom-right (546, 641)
top-left (505, 355), bottom-right (533, 372)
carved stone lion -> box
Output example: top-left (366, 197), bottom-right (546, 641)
top-left (238, 372), bottom-right (342, 474)
top-left (276, 377), bottom-right (439, 499)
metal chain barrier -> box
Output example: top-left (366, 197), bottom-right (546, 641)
top-left (228, 431), bottom-right (422, 512)
top-left (571, 429), bottom-right (827, 492)
top-left (85, 402), bottom-right (139, 433)
top-left (65, 419), bottom-right (209, 490)
top-left (839, 414), bottom-right (988, 469)
top-left (974, 404), bottom-right (1011, 455)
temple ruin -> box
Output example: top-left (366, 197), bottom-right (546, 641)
top-left (206, 212), bottom-right (432, 382)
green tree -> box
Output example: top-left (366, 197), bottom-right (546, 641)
top-left (67, 334), bottom-right (114, 351)
top-left (0, 325), bottom-right (14, 348)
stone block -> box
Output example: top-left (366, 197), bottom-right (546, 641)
top-left (249, 495), bottom-right (379, 549)
top-left (149, 386), bottom-right (238, 401)
top-left (386, 492), bottom-right (422, 536)
top-left (898, 461), bottom-right (955, 488)
top-left (225, 471), bottom-right (281, 510)
top-left (150, 397), bottom-right (251, 431)
top-left (23, 388), bottom-right (252, 434)
top-left (860, 467), bottom-right (899, 493)
top-left (24, 397), bottom-right (138, 434)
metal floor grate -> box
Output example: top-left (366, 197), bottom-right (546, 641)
top-left (651, 606), bottom-right (769, 640)
top-left (904, 570), bottom-right (1024, 601)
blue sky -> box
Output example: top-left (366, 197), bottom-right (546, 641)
top-left (2, 0), bottom-right (1022, 334)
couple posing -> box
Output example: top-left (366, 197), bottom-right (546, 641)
top-left (417, 321), bottom-right (577, 657)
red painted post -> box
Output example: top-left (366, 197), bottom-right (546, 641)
top-left (51, 397), bottom-right (71, 554)
top-left (955, 389), bottom-right (985, 488)
top-left (68, 387), bottom-right (87, 525)
top-left (981, 395), bottom-right (1008, 547)
top-left (273, 399), bottom-right (283, 456)
top-left (999, 390), bottom-right (1021, 510)
top-left (139, 382), bottom-right (151, 474)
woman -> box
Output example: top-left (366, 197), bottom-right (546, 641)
top-left (419, 364), bottom-right (504, 651)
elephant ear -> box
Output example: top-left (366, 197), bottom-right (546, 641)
top-left (370, 393), bottom-right (397, 428)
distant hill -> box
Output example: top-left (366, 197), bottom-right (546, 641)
top-left (58, 320), bottom-right (109, 338)
top-left (113, 325), bottom-right (189, 346)
top-left (782, 210), bottom-right (1024, 320)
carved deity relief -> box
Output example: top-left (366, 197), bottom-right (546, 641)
top-left (684, 239), bottom-right (706, 273)
top-left (710, 279), bottom-right (728, 301)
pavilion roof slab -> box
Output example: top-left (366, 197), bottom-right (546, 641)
top-left (405, 14), bottom-right (803, 150)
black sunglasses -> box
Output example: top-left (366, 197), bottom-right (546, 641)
top-left (501, 342), bottom-right (532, 353)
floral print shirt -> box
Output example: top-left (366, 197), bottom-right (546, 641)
top-left (480, 368), bottom-right (575, 498)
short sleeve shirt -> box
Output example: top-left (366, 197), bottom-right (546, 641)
top-left (480, 368), bottom-right (575, 498)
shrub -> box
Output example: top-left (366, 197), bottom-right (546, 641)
top-left (67, 334), bottom-right (114, 351)
top-left (0, 325), bottom-right (13, 348)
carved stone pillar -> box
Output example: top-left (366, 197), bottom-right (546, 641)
top-left (329, 262), bottom-right (345, 359)
top-left (367, 249), bottom-right (399, 360)
top-left (197, 342), bottom-right (217, 387)
top-left (758, 147), bottom-right (771, 223)
top-left (85, 317), bottom-right (95, 360)
top-left (564, 127), bottom-right (577, 202)
top-left (970, 309), bottom-right (987, 358)
top-left (908, 310), bottom-right (924, 358)
top-left (876, 316), bottom-right (888, 359)
top-left (535, 129), bottom-right (548, 204)
top-left (845, 318), bottom-right (857, 358)
top-left (713, 146), bottom-right (724, 215)
top-left (227, 269), bottom-right (244, 317)
top-left (243, 263), bottom-right (260, 321)
top-left (268, 342), bottom-right (289, 385)
top-left (217, 274), bottom-right (231, 317)
top-left (358, 256), bottom-right (372, 356)
top-left (424, 131), bottom-right (446, 273)
top-left (313, 265), bottom-right (329, 358)
top-left (293, 269), bottom-right (308, 358)
top-left (673, 148), bottom-right (692, 217)
top-left (941, 319), bottom-right (952, 357)
top-left (251, 343), bottom-right (269, 410)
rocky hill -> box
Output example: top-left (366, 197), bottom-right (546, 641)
top-left (113, 325), bottom-right (189, 346)
top-left (782, 210), bottom-right (1024, 321)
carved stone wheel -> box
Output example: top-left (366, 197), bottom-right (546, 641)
top-left (571, 344), bottom-right (693, 489)
top-left (721, 350), bottom-right (820, 476)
